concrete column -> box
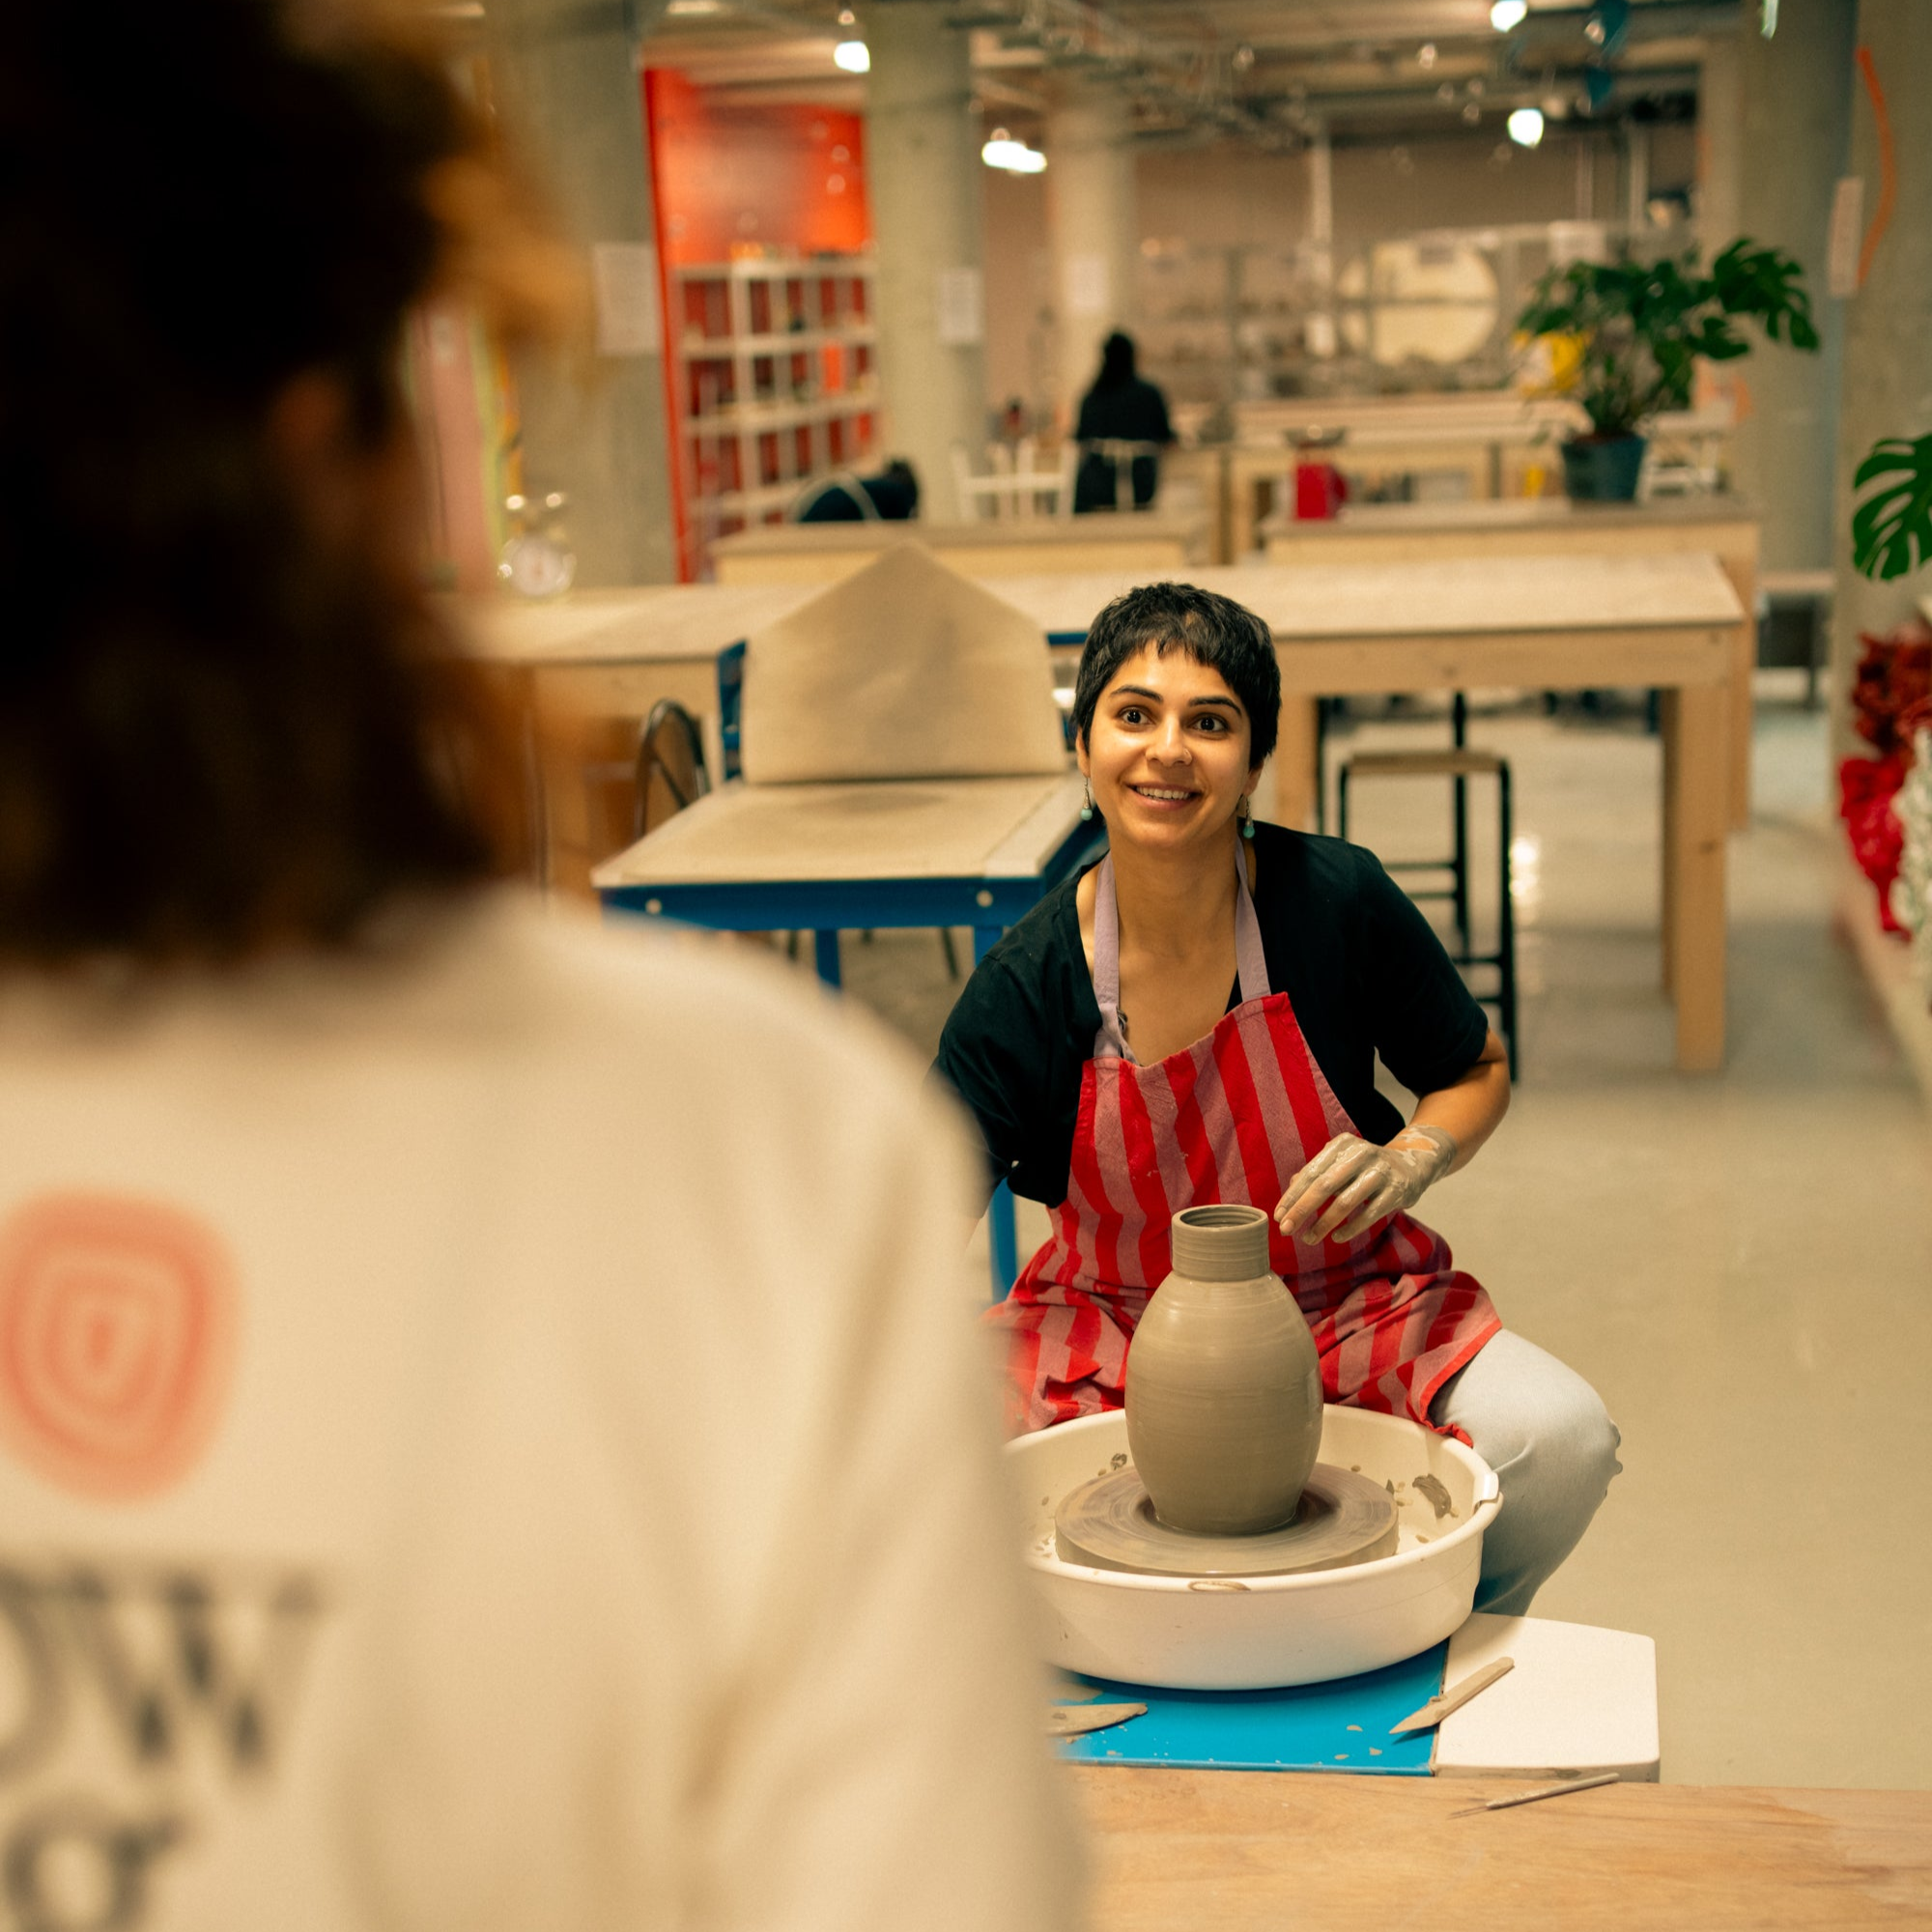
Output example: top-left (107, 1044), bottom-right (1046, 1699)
top-left (1697, 32), bottom-right (1742, 255)
top-left (865, 3), bottom-right (987, 523)
top-left (486, 0), bottom-right (675, 585)
top-left (1304, 128), bottom-right (1337, 360)
top-left (1045, 83), bottom-right (1140, 421)
top-left (1830, 0), bottom-right (1932, 748)
top-left (1727, 0), bottom-right (1857, 574)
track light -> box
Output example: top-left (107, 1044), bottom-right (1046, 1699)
top-left (981, 131), bottom-right (1047, 173)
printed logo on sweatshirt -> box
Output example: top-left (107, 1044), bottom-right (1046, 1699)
top-left (0, 1557), bottom-right (329, 1929)
top-left (0, 1194), bottom-right (240, 1502)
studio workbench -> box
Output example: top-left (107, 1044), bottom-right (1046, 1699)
top-left (1069, 1767), bottom-right (1932, 1929)
top-left (473, 545), bottom-right (1743, 1071)
top-left (1262, 494), bottom-right (1763, 828)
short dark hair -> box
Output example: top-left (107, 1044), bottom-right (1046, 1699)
top-left (1072, 583), bottom-right (1281, 768)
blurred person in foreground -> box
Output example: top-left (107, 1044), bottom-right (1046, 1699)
top-left (0, 6), bottom-right (1076, 1929)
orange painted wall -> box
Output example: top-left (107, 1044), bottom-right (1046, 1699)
top-left (642, 69), bottom-right (874, 576)
top-left (643, 69), bottom-right (870, 268)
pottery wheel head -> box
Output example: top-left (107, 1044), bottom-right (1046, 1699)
top-left (1054, 1463), bottom-right (1399, 1578)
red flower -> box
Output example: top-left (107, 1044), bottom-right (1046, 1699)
top-left (1838, 755), bottom-right (1909, 935)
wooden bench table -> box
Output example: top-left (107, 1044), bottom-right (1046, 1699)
top-left (1263, 496), bottom-right (1762, 827)
top-left (1070, 1767), bottom-right (1932, 1930)
top-left (469, 551), bottom-right (1741, 1070)
top-left (988, 553), bottom-right (1742, 1071)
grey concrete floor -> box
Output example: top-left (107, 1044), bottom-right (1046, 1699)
top-left (833, 676), bottom-right (1932, 1791)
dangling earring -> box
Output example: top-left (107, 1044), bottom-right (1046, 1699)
top-left (1079, 781), bottom-right (1095, 823)
top-left (1238, 793), bottom-right (1256, 840)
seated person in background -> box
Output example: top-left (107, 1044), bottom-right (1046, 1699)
top-left (1073, 331), bottom-right (1173, 513)
top-left (933, 583), bottom-right (1622, 1620)
top-left (792, 456), bottom-right (920, 522)
top-left (0, 6), bottom-right (1075, 1928)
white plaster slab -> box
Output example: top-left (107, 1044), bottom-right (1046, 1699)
top-left (739, 542), bottom-right (1067, 783)
top-left (592, 771), bottom-right (1084, 889)
top-left (1434, 1612), bottom-right (1661, 1782)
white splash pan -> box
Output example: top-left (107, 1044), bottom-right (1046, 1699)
top-left (1007, 1406), bottom-right (1500, 1690)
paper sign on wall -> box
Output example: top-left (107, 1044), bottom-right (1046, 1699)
top-left (1827, 178), bottom-right (1863, 298)
top-left (1065, 253), bottom-right (1111, 318)
top-left (593, 242), bottom-right (663, 356)
top-left (936, 267), bottom-right (984, 346)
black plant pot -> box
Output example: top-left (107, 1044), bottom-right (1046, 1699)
top-left (1561, 433), bottom-right (1648, 502)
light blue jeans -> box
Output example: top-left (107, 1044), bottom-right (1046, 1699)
top-left (1432, 1329), bottom-right (1623, 1619)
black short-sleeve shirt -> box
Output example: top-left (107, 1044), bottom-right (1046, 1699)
top-left (931, 823), bottom-right (1489, 1208)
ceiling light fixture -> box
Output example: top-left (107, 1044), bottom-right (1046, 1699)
top-left (981, 131), bottom-right (1047, 173)
top-left (1507, 106), bottom-right (1546, 146)
top-left (833, 38), bottom-right (870, 71)
top-left (1491, 0), bottom-right (1528, 30)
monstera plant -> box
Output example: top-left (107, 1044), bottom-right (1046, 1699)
top-left (1516, 238), bottom-right (1819, 499)
top-left (1852, 433), bottom-right (1932, 580)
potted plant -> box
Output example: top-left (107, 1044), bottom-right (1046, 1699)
top-left (1515, 239), bottom-right (1819, 501)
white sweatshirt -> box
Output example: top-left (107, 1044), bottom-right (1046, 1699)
top-left (0, 894), bottom-right (1079, 1932)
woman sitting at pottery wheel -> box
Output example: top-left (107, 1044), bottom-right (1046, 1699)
top-left (934, 582), bottom-right (1621, 1617)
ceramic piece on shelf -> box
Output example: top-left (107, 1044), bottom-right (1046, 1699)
top-left (1124, 1203), bottom-right (1322, 1536)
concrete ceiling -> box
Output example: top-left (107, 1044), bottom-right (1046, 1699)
top-left (638, 0), bottom-right (1727, 138)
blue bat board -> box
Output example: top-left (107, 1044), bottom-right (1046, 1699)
top-left (1055, 1642), bottom-right (1447, 1775)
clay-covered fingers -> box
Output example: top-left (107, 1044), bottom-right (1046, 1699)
top-left (1273, 1136), bottom-right (1361, 1232)
top-left (1275, 1135), bottom-right (1378, 1238)
top-left (1325, 1181), bottom-right (1406, 1246)
top-left (1305, 1164), bottom-right (1397, 1245)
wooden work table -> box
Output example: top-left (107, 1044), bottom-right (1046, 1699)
top-left (1264, 496), bottom-right (1762, 827)
top-left (469, 550), bottom-right (1741, 1068)
top-left (1070, 1766), bottom-right (1932, 1929)
top-left (709, 512), bottom-right (1208, 585)
top-left (991, 552), bottom-right (1742, 1071)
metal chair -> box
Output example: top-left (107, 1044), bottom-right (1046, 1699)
top-left (633, 698), bottom-right (710, 839)
top-left (1337, 741), bottom-right (1519, 1078)
top-left (951, 439), bottom-right (1076, 522)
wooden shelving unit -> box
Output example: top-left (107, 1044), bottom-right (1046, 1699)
top-left (670, 255), bottom-right (879, 578)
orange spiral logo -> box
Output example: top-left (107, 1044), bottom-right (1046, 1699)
top-left (0, 1193), bottom-right (239, 1502)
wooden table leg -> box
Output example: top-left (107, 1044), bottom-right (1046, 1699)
top-left (1660, 709), bottom-right (1676, 997)
top-left (1269, 695), bottom-right (1321, 833)
top-left (1661, 683), bottom-right (1729, 1072)
top-left (1728, 611), bottom-right (1754, 829)
top-left (1716, 551), bottom-right (1757, 832)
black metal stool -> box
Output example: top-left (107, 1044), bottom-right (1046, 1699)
top-left (1337, 745), bottom-right (1519, 1078)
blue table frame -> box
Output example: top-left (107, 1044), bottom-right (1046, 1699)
top-left (599, 765), bottom-right (1102, 1293)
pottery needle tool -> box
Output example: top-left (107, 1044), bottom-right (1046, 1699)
top-left (1451, 1772), bottom-right (1621, 1818)
top-left (1389, 1657), bottom-right (1515, 1735)
top-left (1047, 1702), bottom-right (1147, 1738)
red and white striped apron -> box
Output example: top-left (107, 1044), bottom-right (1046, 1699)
top-left (988, 850), bottom-right (1499, 1440)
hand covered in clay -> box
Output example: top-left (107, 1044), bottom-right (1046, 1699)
top-left (1274, 1125), bottom-right (1458, 1247)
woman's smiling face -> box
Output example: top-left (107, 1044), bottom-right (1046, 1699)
top-left (1078, 644), bottom-right (1260, 852)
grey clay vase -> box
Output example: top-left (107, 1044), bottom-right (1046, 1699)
top-left (1124, 1204), bottom-right (1323, 1536)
